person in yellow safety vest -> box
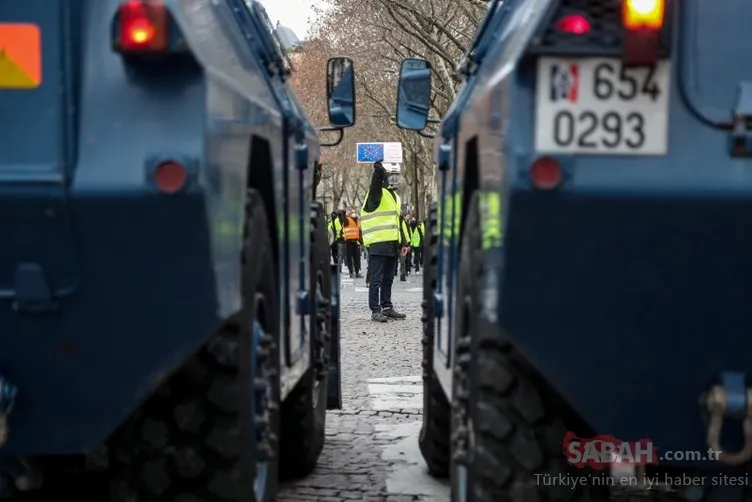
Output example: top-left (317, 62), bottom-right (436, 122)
top-left (328, 210), bottom-right (345, 267)
top-left (397, 212), bottom-right (411, 281)
top-left (409, 218), bottom-right (424, 273)
top-left (360, 161), bottom-right (407, 323)
top-left (343, 212), bottom-right (363, 278)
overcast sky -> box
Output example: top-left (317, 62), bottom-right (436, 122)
top-left (257, 0), bottom-right (318, 40)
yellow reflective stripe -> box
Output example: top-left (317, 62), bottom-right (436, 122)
top-left (360, 211), bottom-right (395, 221)
top-left (362, 224), bottom-right (397, 234)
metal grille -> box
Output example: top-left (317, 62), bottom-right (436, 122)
top-left (540, 0), bottom-right (622, 49)
top-left (535, 0), bottom-right (671, 54)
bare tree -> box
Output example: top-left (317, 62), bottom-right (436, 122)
top-left (290, 0), bottom-right (489, 216)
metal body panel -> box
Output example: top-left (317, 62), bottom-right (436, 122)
top-left (177, 0), bottom-right (308, 399)
top-left (0, 0), bottom-right (334, 454)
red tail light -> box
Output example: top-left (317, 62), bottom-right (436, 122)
top-left (154, 161), bottom-right (188, 194)
top-left (622, 0), bottom-right (665, 65)
top-left (118, 0), bottom-right (168, 52)
top-left (530, 157), bottom-right (563, 190)
top-left (555, 14), bottom-right (591, 35)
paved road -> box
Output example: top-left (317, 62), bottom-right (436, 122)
top-left (275, 273), bottom-right (686, 502)
top-left (278, 271), bottom-right (449, 502)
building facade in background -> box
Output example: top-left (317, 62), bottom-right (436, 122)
top-left (275, 22), bottom-right (305, 51)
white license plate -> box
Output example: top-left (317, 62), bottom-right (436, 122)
top-left (535, 57), bottom-right (670, 155)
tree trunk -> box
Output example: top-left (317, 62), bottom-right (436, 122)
top-left (412, 149), bottom-right (420, 220)
top-left (313, 162), bottom-right (322, 202)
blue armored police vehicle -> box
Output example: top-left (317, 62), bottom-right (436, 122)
top-left (393, 0), bottom-right (752, 500)
top-left (0, 0), bottom-right (355, 500)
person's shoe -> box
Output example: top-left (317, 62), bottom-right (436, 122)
top-left (382, 308), bottom-right (406, 319)
top-left (355, 273), bottom-right (362, 278)
top-left (349, 273), bottom-right (354, 278)
top-left (400, 276), bottom-right (406, 282)
top-left (371, 311), bottom-right (388, 322)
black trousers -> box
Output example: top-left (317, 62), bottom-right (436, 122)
top-left (399, 251), bottom-right (409, 278)
top-left (368, 254), bottom-right (396, 312)
top-left (412, 247), bottom-right (422, 271)
top-left (330, 243), bottom-right (338, 264)
top-left (331, 241), bottom-right (345, 267)
top-left (345, 241), bottom-right (361, 274)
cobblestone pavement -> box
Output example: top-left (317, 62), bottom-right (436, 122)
top-left (275, 270), bottom-right (689, 502)
top-left (278, 268), bottom-right (449, 502)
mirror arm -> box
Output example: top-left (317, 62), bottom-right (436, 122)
top-left (392, 117), bottom-right (440, 128)
top-left (319, 126), bottom-right (344, 147)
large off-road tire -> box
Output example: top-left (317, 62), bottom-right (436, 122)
top-left (108, 189), bottom-right (281, 502)
top-left (278, 203), bottom-right (330, 480)
top-left (450, 192), bottom-right (606, 502)
top-left (419, 203), bottom-right (452, 478)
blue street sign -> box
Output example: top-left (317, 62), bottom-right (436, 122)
top-left (356, 143), bottom-right (384, 163)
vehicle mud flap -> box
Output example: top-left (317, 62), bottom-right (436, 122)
top-left (327, 264), bottom-right (342, 409)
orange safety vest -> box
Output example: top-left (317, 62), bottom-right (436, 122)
top-left (343, 217), bottom-right (360, 240)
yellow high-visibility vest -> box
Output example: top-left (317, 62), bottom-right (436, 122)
top-left (328, 218), bottom-right (343, 240)
top-left (360, 188), bottom-right (400, 247)
top-left (400, 219), bottom-right (411, 244)
top-left (411, 222), bottom-right (424, 247)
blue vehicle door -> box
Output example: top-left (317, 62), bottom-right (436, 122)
top-left (434, 0), bottom-right (515, 383)
top-left (678, 0), bottom-right (752, 128)
top-left (242, 1), bottom-right (311, 369)
top-left (0, 0), bottom-right (79, 309)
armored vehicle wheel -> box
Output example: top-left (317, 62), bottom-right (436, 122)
top-left (419, 203), bottom-right (451, 478)
top-left (108, 189), bottom-right (281, 502)
top-left (450, 192), bottom-right (605, 502)
top-left (278, 203), bottom-right (330, 480)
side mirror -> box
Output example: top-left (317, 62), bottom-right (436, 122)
top-left (326, 57), bottom-right (356, 128)
top-left (395, 58), bottom-right (432, 131)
